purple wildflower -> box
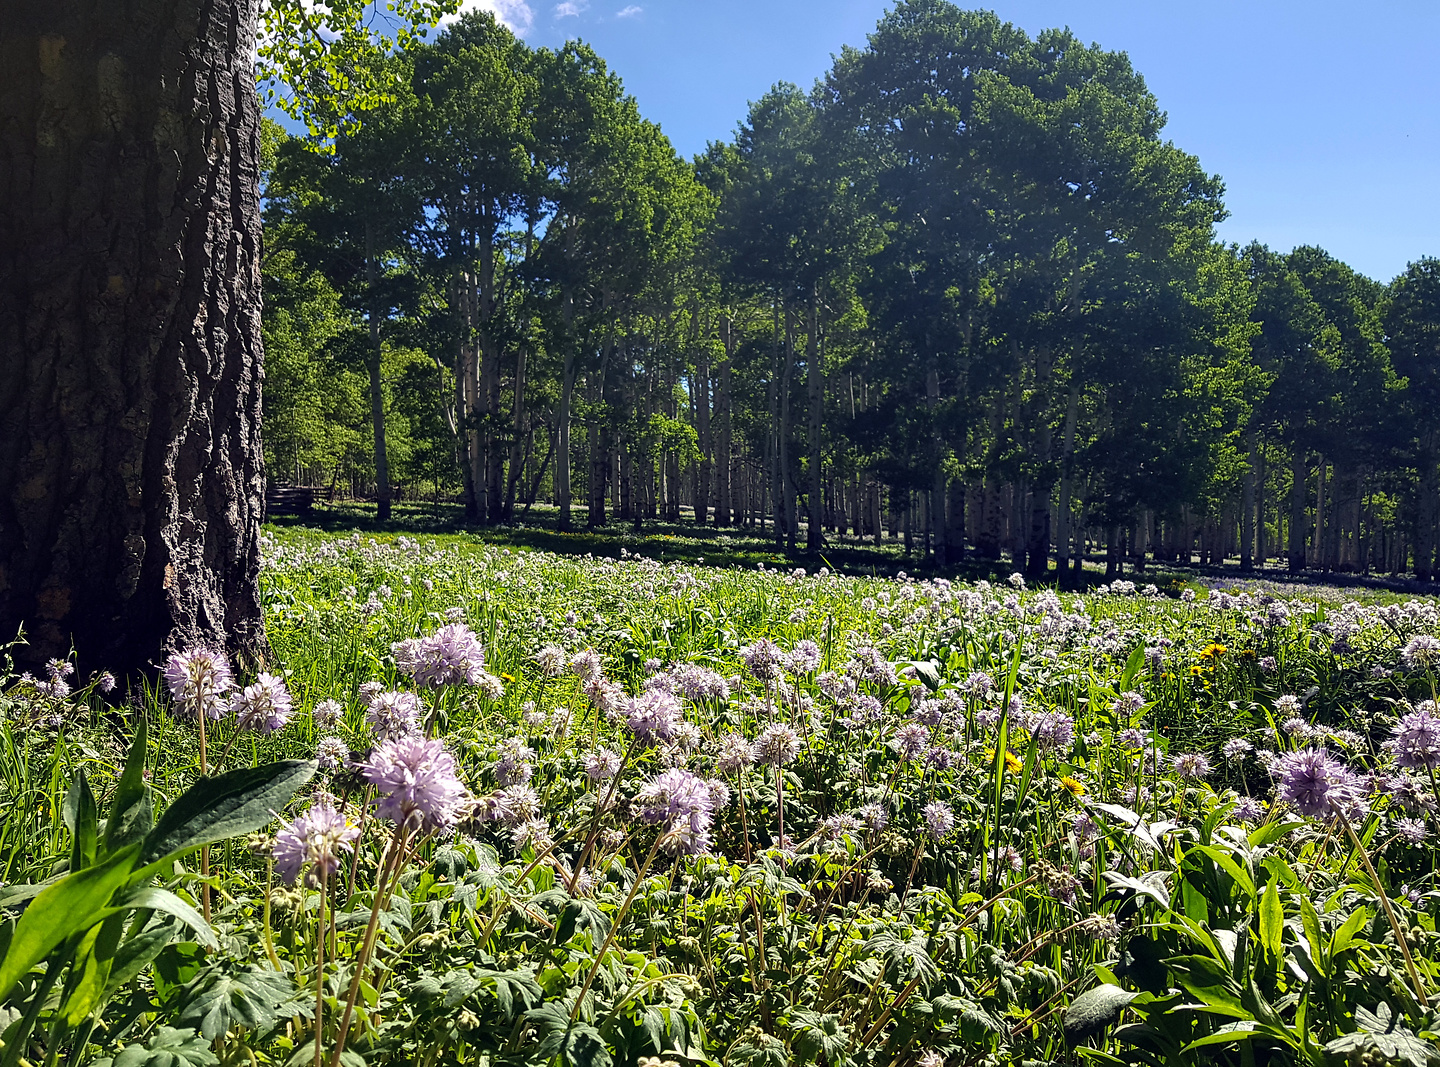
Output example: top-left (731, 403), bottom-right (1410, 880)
top-left (1402, 634), bottom-right (1440, 670)
top-left (1222, 738), bottom-right (1253, 763)
top-left (583, 747), bottom-right (622, 782)
top-left (892, 723), bottom-right (930, 761)
top-left (228, 672), bottom-right (294, 734)
top-left (313, 699), bottom-right (344, 730)
top-left (1393, 705), bottom-right (1440, 771)
top-left (741, 639), bottom-right (786, 683)
top-left (272, 796), bottom-right (359, 887)
top-left (163, 649), bottom-right (234, 721)
top-left (788, 640), bottom-right (821, 674)
top-left (316, 736), bottom-right (350, 771)
top-left (1032, 710), bottom-right (1076, 754)
top-left (361, 735), bottom-right (472, 832)
top-left (715, 733), bottom-right (755, 774)
top-left (1273, 748), bottom-right (1365, 819)
top-left (923, 801), bottom-right (955, 841)
top-left (633, 767), bottom-right (716, 856)
top-left (754, 723), bottom-right (801, 766)
top-left (366, 690), bottom-right (422, 740)
top-left (625, 688), bottom-right (683, 743)
top-left (1172, 752), bottom-right (1212, 781)
top-left (393, 623), bottom-right (488, 687)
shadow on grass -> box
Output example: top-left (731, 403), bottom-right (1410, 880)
top-left (268, 500), bottom-right (1435, 597)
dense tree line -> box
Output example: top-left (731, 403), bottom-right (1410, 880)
top-left (263, 0), bottom-right (1440, 581)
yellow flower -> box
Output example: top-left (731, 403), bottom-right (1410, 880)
top-left (1189, 665), bottom-right (1205, 676)
top-left (1059, 775), bottom-right (1085, 797)
top-left (984, 748), bottom-right (1024, 775)
top-left (501, 673), bottom-right (515, 683)
top-left (1198, 643), bottom-right (1227, 661)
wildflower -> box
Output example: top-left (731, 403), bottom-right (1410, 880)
top-left (1172, 752), bottom-right (1212, 781)
top-left (1275, 694), bottom-right (1302, 716)
top-left (985, 748), bottom-right (1023, 775)
top-left (633, 768), bottom-right (716, 856)
top-left (1395, 818), bottom-right (1429, 844)
top-left (1222, 738), bottom-right (1253, 763)
top-left (754, 723), bottom-right (802, 766)
top-left (315, 736), bottom-right (350, 771)
top-left (1272, 748), bottom-right (1365, 819)
top-left (1233, 796), bottom-right (1265, 822)
top-left (313, 699), bottom-right (344, 730)
top-left (366, 690), bottom-right (422, 740)
top-left (97, 671), bottom-right (117, 693)
top-left (569, 649), bottom-right (603, 683)
top-left (480, 784), bottom-right (542, 829)
top-left (493, 737), bottom-right (535, 787)
top-left (1180, 589), bottom-right (1196, 603)
top-left (361, 735), bottom-right (472, 832)
top-left (1401, 634), bottom-right (1440, 670)
top-left (715, 733), bottom-right (756, 774)
top-left (1281, 716), bottom-right (1313, 739)
top-left (1059, 775), bottom-right (1085, 798)
top-left (923, 801), bottom-right (955, 840)
top-left (1110, 691), bottom-right (1145, 716)
top-left (534, 645), bottom-right (567, 677)
top-left (625, 688), bottom-right (683, 743)
top-left (740, 638), bottom-right (786, 682)
top-left (1031, 710), bottom-right (1075, 754)
top-left (788, 640), bottom-right (821, 674)
top-left (1393, 705), bottom-right (1440, 770)
top-left (1081, 914), bottom-right (1122, 941)
top-left (892, 723), bottom-right (930, 761)
top-left (45, 658), bottom-right (72, 681)
top-left (163, 649), bottom-right (234, 720)
top-left (857, 803), bottom-right (889, 833)
top-left (272, 797), bottom-right (360, 887)
top-left (584, 747), bottom-right (622, 782)
top-left (961, 671), bottom-right (994, 699)
top-left (228, 672), bottom-right (294, 734)
top-left (1198, 643), bottom-right (1227, 661)
top-left (1259, 655), bottom-right (1278, 674)
top-left (1116, 728), bottom-right (1147, 749)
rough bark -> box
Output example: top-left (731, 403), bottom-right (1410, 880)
top-left (807, 290), bottom-right (823, 552)
top-left (0, 0), bottom-right (268, 673)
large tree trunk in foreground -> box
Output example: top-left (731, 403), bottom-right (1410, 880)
top-left (0, 0), bottom-right (268, 675)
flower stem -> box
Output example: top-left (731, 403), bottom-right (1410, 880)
top-left (569, 834), bottom-right (662, 1024)
top-left (1337, 810), bottom-right (1428, 1008)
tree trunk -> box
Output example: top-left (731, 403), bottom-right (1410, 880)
top-left (1288, 451), bottom-right (1307, 572)
top-left (364, 218), bottom-right (392, 522)
top-left (807, 288), bottom-right (823, 552)
top-left (694, 342), bottom-right (711, 526)
top-left (1240, 430), bottom-right (1255, 570)
top-left (556, 354), bottom-right (576, 531)
top-left (714, 318), bottom-right (733, 526)
top-left (0, 0), bottom-right (268, 672)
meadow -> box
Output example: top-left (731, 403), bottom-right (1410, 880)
top-left (3, 526), bottom-right (1440, 1067)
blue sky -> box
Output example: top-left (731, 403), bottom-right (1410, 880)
top-left (456, 0), bottom-right (1440, 284)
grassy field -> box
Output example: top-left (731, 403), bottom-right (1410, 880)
top-left (3, 524), bottom-right (1440, 1066)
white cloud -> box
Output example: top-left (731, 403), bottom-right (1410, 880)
top-left (615, 4), bottom-right (642, 15)
top-left (554, 0), bottom-right (589, 16)
top-left (440, 0), bottom-right (535, 33)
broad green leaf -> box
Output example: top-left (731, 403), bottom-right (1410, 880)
top-left (63, 769), bottom-right (99, 872)
top-left (1181, 1022), bottom-right (1260, 1051)
top-left (121, 889), bottom-right (218, 950)
top-left (1299, 896), bottom-right (1327, 978)
top-left (1169, 955), bottom-right (1249, 1019)
top-left (0, 843), bottom-right (139, 1002)
top-left (107, 1025), bottom-right (219, 1067)
top-left (175, 964), bottom-right (303, 1040)
top-left (105, 716), bottom-right (152, 856)
top-left (1063, 984), bottom-right (1139, 1041)
top-left (63, 910), bottom-right (127, 1025)
top-left (1258, 878), bottom-right (1283, 960)
top-left (1329, 905), bottom-right (1370, 958)
top-left (1189, 844), bottom-right (1255, 902)
top-left (140, 760), bottom-right (316, 866)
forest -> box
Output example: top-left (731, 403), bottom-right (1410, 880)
top-left (261, 0), bottom-right (1440, 581)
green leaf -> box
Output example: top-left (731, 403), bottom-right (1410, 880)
top-left (175, 964), bottom-right (302, 1040)
top-left (63, 910), bottom-right (127, 1025)
top-left (1169, 955), bottom-right (1249, 1019)
top-left (121, 889), bottom-right (218, 950)
top-left (1181, 1022), bottom-right (1259, 1051)
top-left (1064, 984), bottom-right (1139, 1042)
top-left (1258, 878), bottom-right (1283, 960)
top-left (1299, 896), bottom-right (1327, 978)
top-left (1329, 905), bottom-right (1370, 958)
top-left (63, 769), bottom-right (99, 872)
top-left (105, 716), bottom-right (153, 856)
top-left (790, 1009), bottom-right (849, 1064)
top-left (1323, 1028), bottom-right (1440, 1067)
top-left (103, 916), bottom-right (182, 999)
top-left (140, 760), bottom-right (316, 866)
top-left (0, 843), bottom-right (139, 1002)
top-left (108, 1026), bottom-right (219, 1067)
